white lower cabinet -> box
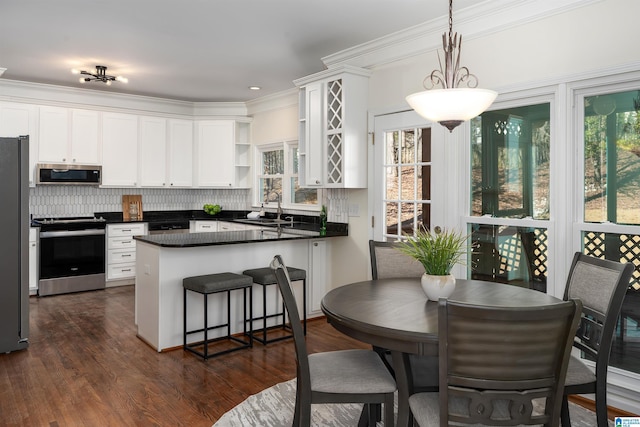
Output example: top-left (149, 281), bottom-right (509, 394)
top-left (309, 239), bottom-right (327, 314)
top-left (190, 220), bottom-right (218, 233)
top-left (217, 221), bottom-right (246, 232)
top-left (106, 223), bottom-right (147, 283)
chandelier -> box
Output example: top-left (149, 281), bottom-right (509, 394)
top-left (72, 65), bottom-right (128, 85)
top-left (406, 0), bottom-right (497, 132)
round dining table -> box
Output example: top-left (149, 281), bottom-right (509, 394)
top-left (321, 277), bottom-right (563, 427)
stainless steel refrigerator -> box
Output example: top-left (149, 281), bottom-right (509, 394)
top-left (0, 136), bottom-right (29, 353)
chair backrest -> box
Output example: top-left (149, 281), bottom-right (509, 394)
top-left (562, 252), bottom-right (634, 374)
top-left (369, 239), bottom-right (425, 279)
top-left (271, 255), bottom-right (311, 394)
top-left (438, 298), bottom-right (582, 426)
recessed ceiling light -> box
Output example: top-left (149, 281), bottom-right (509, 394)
top-left (249, 86), bottom-right (261, 91)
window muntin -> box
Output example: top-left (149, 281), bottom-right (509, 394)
top-left (471, 104), bottom-right (551, 220)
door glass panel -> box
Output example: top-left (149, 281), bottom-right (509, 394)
top-left (383, 128), bottom-right (431, 239)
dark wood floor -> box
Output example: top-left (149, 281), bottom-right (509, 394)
top-left (0, 285), bottom-right (370, 426)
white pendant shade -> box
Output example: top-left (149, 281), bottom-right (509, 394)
top-left (406, 87), bottom-right (498, 125)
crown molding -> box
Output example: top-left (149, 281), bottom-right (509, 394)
top-left (246, 87), bottom-right (298, 115)
top-left (322, 0), bottom-right (604, 70)
top-left (0, 78), bottom-right (195, 116)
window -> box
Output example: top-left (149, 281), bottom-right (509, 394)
top-left (255, 142), bottom-right (318, 208)
top-left (578, 89), bottom-right (640, 375)
top-left (467, 103), bottom-right (551, 292)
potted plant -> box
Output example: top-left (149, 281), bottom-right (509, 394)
top-left (397, 226), bottom-right (469, 301)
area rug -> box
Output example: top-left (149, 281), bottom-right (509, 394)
top-left (213, 379), bottom-right (366, 427)
top-left (212, 379), bottom-right (605, 427)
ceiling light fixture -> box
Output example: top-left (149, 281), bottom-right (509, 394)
top-left (71, 65), bottom-right (128, 85)
top-left (405, 0), bottom-right (497, 132)
top-left (249, 86), bottom-right (261, 91)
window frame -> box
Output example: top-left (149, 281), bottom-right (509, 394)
top-left (254, 140), bottom-right (320, 211)
top-left (462, 89), bottom-right (560, 295)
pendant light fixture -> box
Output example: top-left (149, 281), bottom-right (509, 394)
top-left (71, 65), bottom-right (128, 85)
top-left (406, 0), bottom-right (497, 132)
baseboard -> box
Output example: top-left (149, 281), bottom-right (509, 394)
top-left (568, 395), bottom-right (638, 419)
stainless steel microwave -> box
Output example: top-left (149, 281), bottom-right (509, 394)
top-left (36, 163), bottom-right (102, 186)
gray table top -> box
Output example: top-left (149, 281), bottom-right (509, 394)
top-left (321, 278), bottom-right (562, 356)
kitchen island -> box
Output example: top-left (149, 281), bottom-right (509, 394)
top-left (134, 228), bottom-right (338, 351)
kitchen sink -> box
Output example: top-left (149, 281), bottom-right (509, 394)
top-left (244, 218), bottom-right (289, 224)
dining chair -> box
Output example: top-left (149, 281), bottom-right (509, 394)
top-left (409, 298), bottom-right (582, 427)
top-left (369, 240), bottom-right (439, 393)
top-left (271, 255), bottom-right (397, 427)
top-left (369, 240), bottom-right (426, 280)
top-left (560, 252), bottom-right (634, 427)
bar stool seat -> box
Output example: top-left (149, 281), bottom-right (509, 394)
top-left (242, 266), bottom-right (307, 344)
top-left (183, 272), bottom-right (253, 360)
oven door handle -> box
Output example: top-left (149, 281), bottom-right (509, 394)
top-left (39, 229), bottom-right (106, 238)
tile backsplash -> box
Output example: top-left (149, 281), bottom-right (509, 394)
top-left (29, 186), bottom-right (350, 223)
top-left (29, 186), bottom-right (251, 218)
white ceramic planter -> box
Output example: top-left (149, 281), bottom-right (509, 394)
top-left (420, 273), bottom-right (456, 301)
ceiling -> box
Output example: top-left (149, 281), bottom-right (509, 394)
top-left (0, 0), bottom-right (479, 103)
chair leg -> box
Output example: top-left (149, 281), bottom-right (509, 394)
top-left (367, 403), bottom-right (376, 427)
top-left (384, 393), bottom-right (395, 427)
top-left (560, 395), bottom-right (571, 427)
top-left (595, 389), bottom-right (609, 427)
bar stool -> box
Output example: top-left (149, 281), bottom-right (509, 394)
top-left (183, 272), bottom-right (253, 359)
top-left (242, 265), bottom-right (307, 344)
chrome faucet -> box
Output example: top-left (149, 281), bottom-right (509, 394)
top-left (276, 193), bottom-right (283, 218)
top-left (284, 216), bottom-right (294, 226)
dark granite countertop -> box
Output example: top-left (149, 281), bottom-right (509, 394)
top-left (96, 209), bottom-right (348, 236)
top-left (134, 227), bottom-right (342, 248)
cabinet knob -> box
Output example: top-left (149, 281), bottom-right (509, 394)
top-left (315, 180), bottom-right (321, 184)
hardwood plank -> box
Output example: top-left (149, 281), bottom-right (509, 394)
top-left (0, 286), bottom-right (368, 426)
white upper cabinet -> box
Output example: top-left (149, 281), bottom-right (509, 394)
top-left (38, 106), bottom-right (100, 165)
top-left (138, 117), bottom-right (193, 188)
top-left (167, 119), bottom-right (193, 187)
top-left (0, 102), bottom-right (38, 186)
top-left (70, 109), bottom-right (100, 164)
top-left (102, 112), bottom-right (138, 187)
top-left (194, 120), bottom-right (235, 187)
top-left (138, 116), bottom-right (167, 187)
top-left (294, 65), bottom-right (371, 188)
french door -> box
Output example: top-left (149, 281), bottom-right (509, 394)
top-left (372, 111), bottom-right (433, 241)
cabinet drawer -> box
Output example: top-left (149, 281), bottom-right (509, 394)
top-left (108, 249), bottom-right (136, 264)
top-left (107, 262), bottom-right (136, 280)
top-left (218, 221), bottom-right (245, 231)
top-left (108, 236), bottom-right (137, 250)
top-left (195, 222), bottom-right (217, 232)
top-left (108, 223), bottom-right (146, 237)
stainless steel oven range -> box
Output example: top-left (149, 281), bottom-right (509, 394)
top-left (33, 217), bottom-right (106, 296)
